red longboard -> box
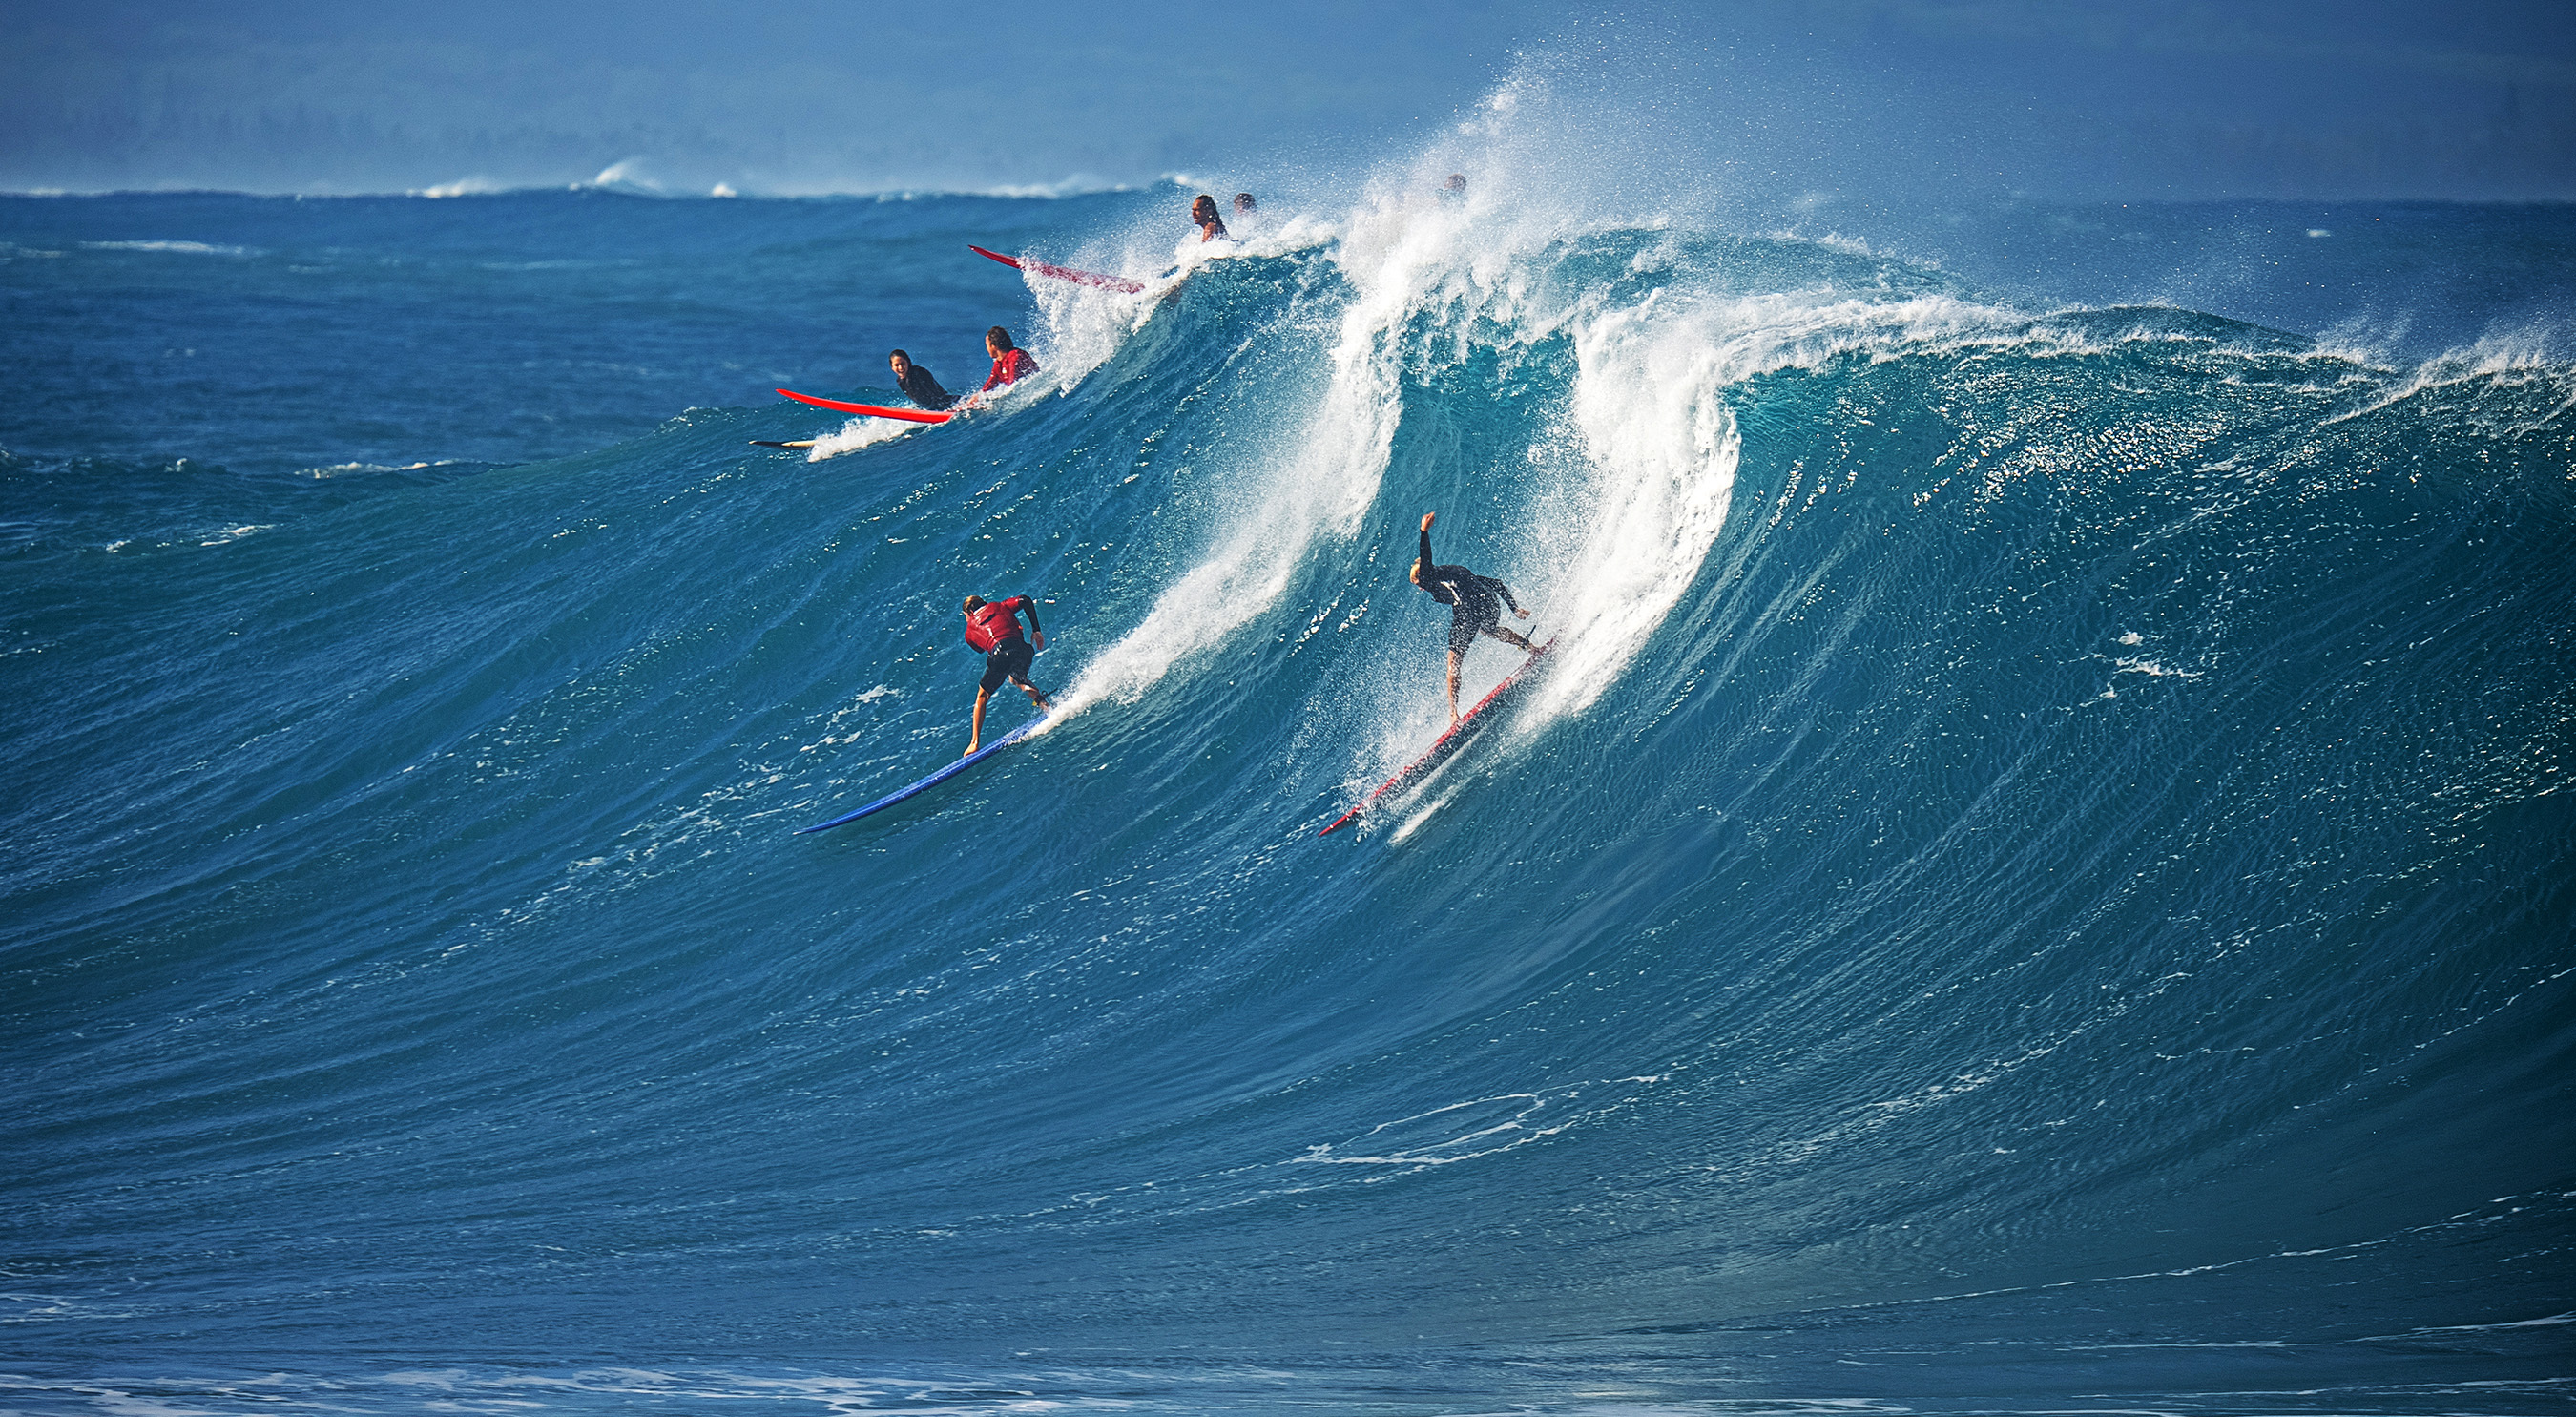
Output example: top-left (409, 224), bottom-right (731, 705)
top-left (969, 244), bottom-right (1146, 295)
top-left (776, 389), bottom-right (953, 424)
top-left (1319, 637), bottom-right (1555, 836)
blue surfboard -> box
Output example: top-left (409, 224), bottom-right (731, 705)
top-left (796, 715), bottom-right (1048, 833)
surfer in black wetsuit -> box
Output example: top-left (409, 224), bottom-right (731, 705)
top-left (887, 350), bottom-right (957, 411)
top-left (1410, 511), bottom-right (1537, 723)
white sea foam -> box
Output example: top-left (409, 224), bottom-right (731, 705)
top-left (1049, 337), bottom-right (1398, 719)
top-left (1048, 186), bottom-right (1444, 721)
top-left (1052, 76), bottom-right (1761, 764)
top-left (581, 159), bottom-right (663, 194)
top-left (1063, 69), bottom-right (2435, 808)
top-left (80, 240), bottom-right (255, 257)
top-left (2320, 323), bottom-right (2576, 429)
top-left (804, 415), bottom-right (924, 460)
top-left (1016, 207), bottom-right (1340, 393)
top-left (414, 177), bottom-right (502, 198)
top-left (1519, 289), bottom-right (1744, 724)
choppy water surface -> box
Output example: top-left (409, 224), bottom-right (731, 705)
top-left (3, 110), bottom-right (2570, 1417)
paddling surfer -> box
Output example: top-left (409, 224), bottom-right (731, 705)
top-left (964, 326), bottom-right (1037, 407)
top-left (887, 349), bottom-right (956, 411)
top-left (961, 594), bottom-right (1051, 756)
top-left (1410, 511), bottom-right (1536, 723)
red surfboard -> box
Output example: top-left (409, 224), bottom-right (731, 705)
top-left (969, 244), bottom-right (1146, 295)
top-left (776, 389), bottom-right (952, 424)
top-left (1319, 637), bottom-right (1555, 836)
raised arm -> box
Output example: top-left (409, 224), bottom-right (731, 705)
top-left (1415, 511), bottom-right (1436, 583)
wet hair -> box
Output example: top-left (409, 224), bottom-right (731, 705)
top-left (1444, 173), bottom-right (1466, 191)
top-left (1192, 195), bottom-right (1218, 221)
top-left (986, 326), bottom-right (1015, 352)
top-left (1233, 193), bottom-right (1255, 212)
top-left (963, 594), bottom-right (986, 613)
top-left (889, 348), bottom-right (910, 362)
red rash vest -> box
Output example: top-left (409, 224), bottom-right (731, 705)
top-left (981, 347), bottom-right (1039, 392)
top-left (964, 597), bottom-right (1040, 653)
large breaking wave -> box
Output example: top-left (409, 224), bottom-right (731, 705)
top-left (2, 79), bottom-right (2570, 1417)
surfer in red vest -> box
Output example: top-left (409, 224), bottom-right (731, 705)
top-left (1410, 511), bottom-right (1536, 723)
top-left (961, 593), bottom-right (1050, 755)
top-left (964, 326), bottom-right (1037, 407)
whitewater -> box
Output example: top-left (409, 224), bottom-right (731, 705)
top-left (3, 94), bottom-right (2571, 1416)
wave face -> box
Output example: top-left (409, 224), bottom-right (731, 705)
top-left (2, 172), bottom-right (2571, 1413)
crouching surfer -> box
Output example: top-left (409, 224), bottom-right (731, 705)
top-left (962, 593), bottom-right (1051, 755)
top-left (1410, 511), bottom-right (1536, 723)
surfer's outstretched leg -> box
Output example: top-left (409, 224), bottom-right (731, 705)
top-left (1014, 675), bottom-right (1051, 713)
top-left (1483, 624), bottom-right (1538, 653)
top-left (966, 686), bottom-right (994, 757)
top-left (1445, 648), bottom-right (1464, 724)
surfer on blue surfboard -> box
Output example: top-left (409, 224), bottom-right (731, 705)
top-left (1411, 511), bottom-right (1539, 723)
top-left (961, 593), bottom-right (1052, 756)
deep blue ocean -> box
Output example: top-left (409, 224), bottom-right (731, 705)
top-left (4, 145), bottom-right (2572, 1415)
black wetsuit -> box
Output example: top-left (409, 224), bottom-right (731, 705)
top-left (895, 364), bottom-right (957, 411)
top-left (1414, 526), bottom-right (1524, 656)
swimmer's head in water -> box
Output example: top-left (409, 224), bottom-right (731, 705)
top-left (1192, 195), bottom-right (1219, 224)
top-left (888, 349), bottom-right (911, 373)
top-left (1233, 193), bottom-right (1255, 212)
top-left (962, 595), bottom-right (986, 615)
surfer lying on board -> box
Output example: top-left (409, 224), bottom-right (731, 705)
top-left (963, 326), bottom-right (1038, 407)
top-left (1411, 511), bottom-right (1537, 724)
top-left (887, 350), bottom-right (956, 411)
top-left (962, 594), bottom-right (1051, 756)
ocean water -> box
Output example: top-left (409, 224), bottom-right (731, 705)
top-left (3, 153), bottom-right (2572, 1413)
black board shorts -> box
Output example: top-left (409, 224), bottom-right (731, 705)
top-left (1447, 599), bottom-right (1501, 656)
top-left (978, 636), bottom-right (1035, 692)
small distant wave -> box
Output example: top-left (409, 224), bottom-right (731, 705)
top-left (414, 177), bottom-right (504, 198)
top-left (298, 459), bottom-right (463, 479)
top-left (2320, 323), bottom-right (2576, 427)
top-left (80, 240), bottom-right (257, 257)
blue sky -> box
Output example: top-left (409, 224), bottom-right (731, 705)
top-left (2, 0), bottom-right (2569, 198)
